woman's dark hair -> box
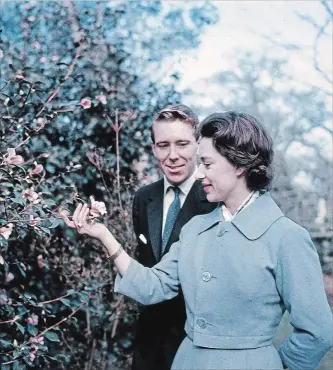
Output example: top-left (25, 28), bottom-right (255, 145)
top-left (200, 111), bottom-right (274, 190)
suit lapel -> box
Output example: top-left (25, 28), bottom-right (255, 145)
top-left (162, 180), bottom-right (209, 255)
top-left (147, 179), bottom-right (164, 262)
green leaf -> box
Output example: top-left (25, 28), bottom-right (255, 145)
top-left (10, 197), bottom-right (26, 206)
top-left (59, 297), bottom-right (71, 307)
top-left (0, 339), bottom-right (12, 348)
top-left (44, 331), bottom-right (60, 342)
top-left (27, 325), bottom-right (38, 336)
top-left (13, 349), bottom-right (21, 359)
top-left (15, 322), bottom-right (25, 335)
top-left (17, 263), bottom-right (26, 278)
top-left (43, 199), bottom-right (57, 207)
top-left (49, 218), bottom-right (61, 228)
top-left (37, 227), bottom-right (51, 235)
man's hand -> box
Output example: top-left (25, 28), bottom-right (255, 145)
top-left (60, 203), bottom-right (109, 241)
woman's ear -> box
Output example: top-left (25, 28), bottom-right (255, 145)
top-left (235, 167), bottom-right (245, 177)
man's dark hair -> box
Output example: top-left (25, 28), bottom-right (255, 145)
top-left (151, 104), bottom-right (199, 143)
top-left (200, 111), bottom-right (274, 190)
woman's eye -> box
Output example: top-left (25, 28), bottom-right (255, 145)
top-left (204, 163), bottom-right (211, 168)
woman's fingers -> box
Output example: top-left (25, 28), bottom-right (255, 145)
top-left (61, 203), bottom-right (92, 233)
top-left (82, 206), bottom-right (90, 227)
top-left (72, 203), bottom-right (82, 226)
top-left (78, 204), bottom-right (89, 229)
top-left (60, 209), bottom-right (75, 228)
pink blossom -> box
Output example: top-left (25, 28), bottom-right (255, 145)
top-left (30, 336), bottom-right (44, 344)
top-left (31, 161), bottom-right (44, 175)
top-left (28, 353), bottom-right (36, 362)
top-left (27, 314), bottom-right (39, 326)
top-left (39, 57), bottom-right (46, 63)
top-left (0, 223), bottom-right (14, 240)
top-left (96, 95), bottom-right (107, 105)
top-left (0, 292), bottom-right (8, 306)
top-left (29, 215), bottom-right (42, 227)
top-left (52, 55), bottom-right (59, 61)
top-left (22, 188), bottom-right (39, 202)
top-left (34, 117), bottom-right (45, 131)
top-left (28, 15), bottom-right (35, 22)
top-left (80, 97), bottom-right (92, 109)
top-left (37, 255), bottom-right (45, 269)
top-left (89, 196), bottom-right (107, 217)
top-left (15, 75), bottom-right (25, 80)
top-left (5, 272), bottom-right (14, 283)
top-left (32, 41), bottom-right (41, 50)
top-left (4, 148), bottom-right (24, 165)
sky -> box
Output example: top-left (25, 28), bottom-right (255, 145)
top-left (159, 1), bottom-right (332, 162)
top-left (178, 1), bottom-right (332, 91)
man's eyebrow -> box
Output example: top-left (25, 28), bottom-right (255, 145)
top-left (156, 140), bottom-right (169, 144)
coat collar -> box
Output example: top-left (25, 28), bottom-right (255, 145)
top-left (198, 192), bottom-right (284, 240)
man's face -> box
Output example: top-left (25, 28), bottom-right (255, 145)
top-left (152, 120), bottom-right (197, 185)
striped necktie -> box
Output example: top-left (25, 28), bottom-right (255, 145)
top-left (162, 187), bottom-right (181, 254)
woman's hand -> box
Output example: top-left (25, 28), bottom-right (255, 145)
top-left (60, 202), bottom-right (131, 275)
top-left (60, 203), bottom-right (108, 241)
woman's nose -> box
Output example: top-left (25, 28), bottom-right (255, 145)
top-left (195, 166), bottom-right (205, 180)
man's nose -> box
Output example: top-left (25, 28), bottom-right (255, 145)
top-left (168, 145), bottom-right (180, 160)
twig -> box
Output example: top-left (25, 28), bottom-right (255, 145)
top-left (111, 296), bottom-right (124, 338)
top-left (36, 45), bottom-right (82, 118)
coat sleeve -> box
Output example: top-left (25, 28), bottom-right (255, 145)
top-left (276, 226), bottom-right (333, 370)
top-left (114, 238), bottom-right (181, 305)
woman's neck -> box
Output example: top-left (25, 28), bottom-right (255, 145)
top-left (224, 188), bottom-right (253, 215)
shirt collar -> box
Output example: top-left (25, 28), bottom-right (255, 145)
top-left (222, 190), bottom-right (260, 221)
top-left (164, 173), bottom-right (196, 197)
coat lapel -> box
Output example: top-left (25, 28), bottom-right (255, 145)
top-left (147, 179), bottom-right (164, 262)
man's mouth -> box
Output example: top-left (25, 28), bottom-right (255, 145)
top-left (166, 164), bottom-right (185, 170)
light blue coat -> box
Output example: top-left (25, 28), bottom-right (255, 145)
top-left (115, 192), bottom-right (332, 370)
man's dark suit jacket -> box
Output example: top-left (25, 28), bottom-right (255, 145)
top-left (131, 179), bottom-right (217, 370)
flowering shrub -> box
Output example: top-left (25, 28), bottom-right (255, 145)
top-left (0, 72), bottom-right (139, 368)
top-left (0, 1), bottom-right (218, 368)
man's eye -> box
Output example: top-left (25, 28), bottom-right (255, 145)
top-left (177, 142), bottom-right (189, 148)
top-left (157, 143), bottom-right (169, 149)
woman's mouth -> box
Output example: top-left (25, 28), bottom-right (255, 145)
top-left (203, 184), bottom-right (212, 192)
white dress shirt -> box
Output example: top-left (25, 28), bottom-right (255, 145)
top-left (162, 174), bottom-right (196, 234)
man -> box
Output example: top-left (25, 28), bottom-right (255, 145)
top-left (131, 104), bottom-right (217, 370)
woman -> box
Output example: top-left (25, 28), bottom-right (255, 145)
top-left (62, 112), bottom-right (332, 370)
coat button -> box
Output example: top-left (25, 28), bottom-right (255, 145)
top-left (202, 271), bottom-right (212, 282)
top-left (196, 318), bottom-right (207, 329)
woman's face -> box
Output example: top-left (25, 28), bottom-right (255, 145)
top-left (196, 137), bottom-right (244, 203)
